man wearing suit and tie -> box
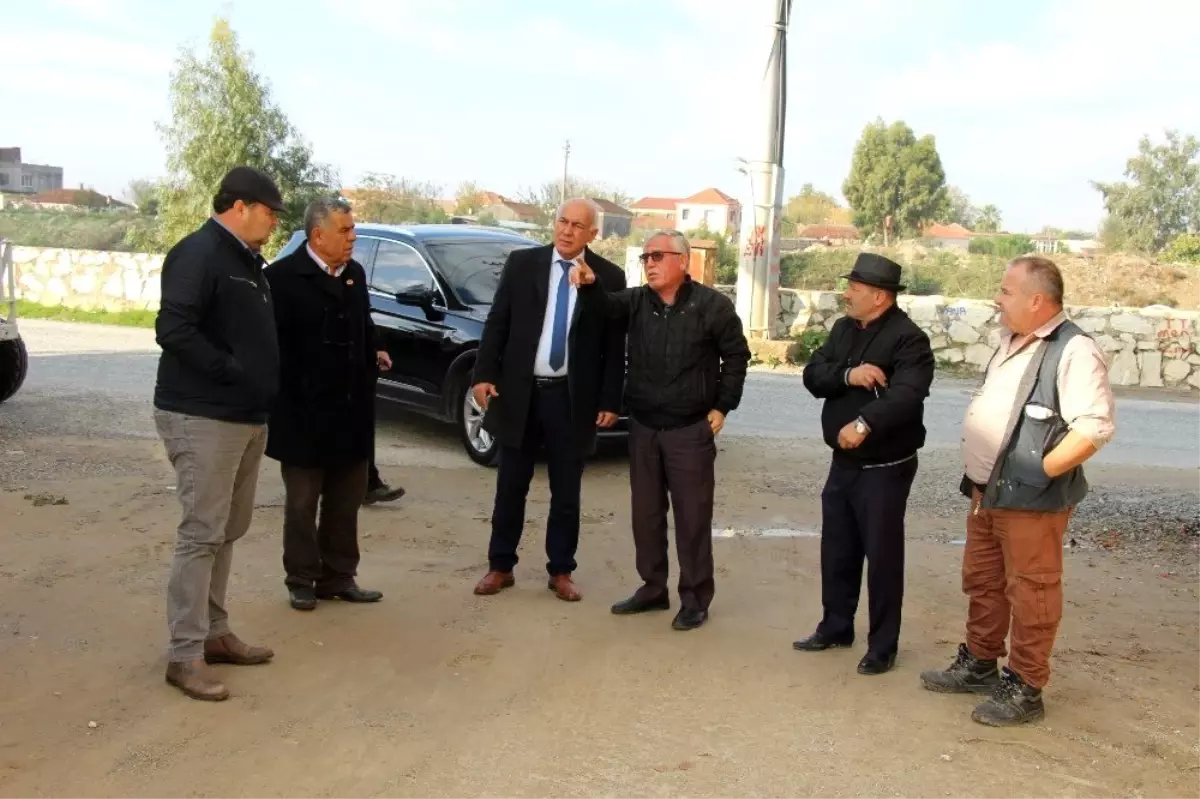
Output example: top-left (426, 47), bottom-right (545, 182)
top-left (470, 198), bottom-right (627, 602)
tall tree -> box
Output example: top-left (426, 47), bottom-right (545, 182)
top-left (842, 119), bottom-right (948, 239)
top-left (784, 183), bottom-right (843, 227)
top-left (943, 185), bottom-right (979, 229)
top-left (153, 17), bottom-right (335, 254)
top-left (976, 204), bottom-right (1002, 233)
top-left (1093, 129), bottom-right (1199, 253)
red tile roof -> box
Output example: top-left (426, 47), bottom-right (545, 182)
top-left (681, 187), bottom-right (738, 206)
top-left (630, 196), bottom-right (679, 211)
top-left (924, 222), bottom-right (971, 239)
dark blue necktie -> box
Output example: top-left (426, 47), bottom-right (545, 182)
top-left (548, 259), bottom-right (571, 371)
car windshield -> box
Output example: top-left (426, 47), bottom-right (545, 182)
top-left (424, 239), bottom-right (537, 305)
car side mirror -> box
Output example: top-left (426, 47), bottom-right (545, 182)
top-left (395, 286), bottom-right (437, 308)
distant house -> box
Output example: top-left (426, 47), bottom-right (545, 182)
top-left (21, 187), bottom-right (131, 211)
top-left (477, 196), bottom-right (543, 224)
top-left (0, 147), bottom-right (63, 195)
top-left (675, 188), bottom-right (741, 235)
top-left (923, 222), bottom-right (971, 251)
top-left (589, 197), bottom-right (634, 238)
top-left (630, 196), bottom-right (679, 219)
top-left (795, 223), bottom-right (860, 246)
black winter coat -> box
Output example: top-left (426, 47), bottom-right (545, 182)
top-left (802, 304), bottom-right (935, 466)
top-left (472, 245), bottom-right (626, 457)
top-left (263, 245), bottom-right (377, 469)
top-left (153, 218), bottom-right (280, 423)
top-left (594, 277), bottom-right (751, 429)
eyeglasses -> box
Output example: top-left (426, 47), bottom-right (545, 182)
top-left (638, 250), bottom-right (683, 264)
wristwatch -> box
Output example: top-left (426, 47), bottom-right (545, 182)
top-left (854, 417), bottom-right (870, 435)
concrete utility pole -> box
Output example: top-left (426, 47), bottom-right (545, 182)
top-left (735, 0), bottom-right (791, 340)
top-left (560, 140), bottom-right (571, 205)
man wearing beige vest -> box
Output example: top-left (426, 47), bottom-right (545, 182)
top-left (921, 256), bottom-right (1115, 726)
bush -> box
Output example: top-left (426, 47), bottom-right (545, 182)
top-left (790, 328), bottom-right (829, 363)
top-left (0, 209), bottom-right (149, 252)
top-left (1163, 232), bottom-right (1200, 263)
top-left (969, 234), bottom-right (1035, 258)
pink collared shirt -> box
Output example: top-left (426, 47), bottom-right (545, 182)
top-left (961, 311), bottom-right (1116, 484)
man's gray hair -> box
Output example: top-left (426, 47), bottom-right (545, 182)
top-left (556, 197), bottom-right (601, 230)
top-left (304, 196), bottom-right (352, 237)
top-left (1010, 255), bottom-right (1064, 306)
top-left (645, 229), bottom-right (691, 260)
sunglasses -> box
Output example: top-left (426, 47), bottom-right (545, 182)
top-left (638, 250), bottom-right (683, 264)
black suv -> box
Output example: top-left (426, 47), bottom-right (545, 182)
top-left (275, 223), bottom-right (628, 465)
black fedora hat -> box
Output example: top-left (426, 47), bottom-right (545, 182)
top-left (841, 252), bottom-right (906, 292)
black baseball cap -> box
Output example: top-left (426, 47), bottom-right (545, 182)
top-left (216, 166), bottom-right (285, 212)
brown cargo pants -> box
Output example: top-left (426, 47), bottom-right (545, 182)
top-left (962, 489), bottom-right (1073, 689)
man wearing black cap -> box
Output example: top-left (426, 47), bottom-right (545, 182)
top-left (792, 253), bottom-right (934, 675)
top-left (153, 165), bottom-right (286, 701)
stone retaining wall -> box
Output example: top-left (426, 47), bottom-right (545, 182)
top-left (9, 246), bottom-right (1197, 389)
top-left (717, 286), bottom-right (1199, 390)
top-left (12, 245), bottom-right (164, 312)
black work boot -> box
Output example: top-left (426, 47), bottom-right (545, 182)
top-left (920, 643), bottom-right (1001, 694)
top-left (971, 667), bottom-right (1045, 726)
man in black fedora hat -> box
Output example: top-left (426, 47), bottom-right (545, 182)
top-left (792, 252), bottom-right (934, 675)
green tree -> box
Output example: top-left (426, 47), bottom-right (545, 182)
top-left (976, 204), bottom-right (1002, 233)
top-left (1092, 129), bottom-right (1199, 253)
top-left (152, 17), bottom-right (336, 255)
top-left (784, 183), bottom-right (842, 227)
top-left (842, 119), bottom-right (948, 239)
top-left (124, 179), bottom-right (162, 216)
top-left (690, 222), bottom-right (739, 283)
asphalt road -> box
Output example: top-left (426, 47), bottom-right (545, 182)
top-left (7, 320), bottom-right (1200, 471)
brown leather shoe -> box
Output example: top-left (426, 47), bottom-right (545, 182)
top-left (166, 660), bottom-right (230, 701)
top-left (547, 574), bottom-right (582, 602)
top-left (474, 571), bottom-right (515, 595)
top-left (204, 633), bottom-right (274, 666)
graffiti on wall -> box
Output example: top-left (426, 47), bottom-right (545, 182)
top-left (1157, 318), bottom-right (1192, 359)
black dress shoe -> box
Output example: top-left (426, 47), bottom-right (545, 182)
top-left (316, 585), bottom-right (383, 602)
top-left (792, 630), bottom-right (854, 651)
top-left (672, 608), bottom-right (708, 631)
top-left (611, 594), bottom-right (670, 615)
top-left (363, 484), bottom-right (405, 505)
top-left (857, 652), bottom-right (897, 675)
top-left (289, 586), bottom-right (317, 611)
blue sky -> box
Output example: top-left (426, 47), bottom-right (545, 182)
top-left (6, 0), bottom-right (1198, 232)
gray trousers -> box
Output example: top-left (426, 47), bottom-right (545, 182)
top-left (155, 409), bottom-right (267, 663)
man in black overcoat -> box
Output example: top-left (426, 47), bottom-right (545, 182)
top-left (264, 198), bottom-right (386, 611)
top-left (470, 198), bottom-right (627, 602)
top-left (793, 253), bottom-right (935, 675)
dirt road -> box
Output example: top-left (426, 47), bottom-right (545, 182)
top-left (0, 321), bottom-right (1197, 797)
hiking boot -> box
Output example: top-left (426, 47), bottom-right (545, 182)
top-left (971, 667), bottom-right (1045, 726)
top-left (920, 643), bottom-right (1001, 694)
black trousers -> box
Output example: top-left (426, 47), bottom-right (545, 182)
top-left (487, 380), bottom-right (583, 576)
top-left (281, 460), bottom-right (369, 592)
top-left (629, 418), bottom-right (717, 611)
top-left (817, 455), bottom-right (919, 656)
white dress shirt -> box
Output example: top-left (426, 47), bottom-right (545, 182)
top-left (532, 249), bottom-right (579, 377)
top-left (307, 244), bottom-right (346, 277)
